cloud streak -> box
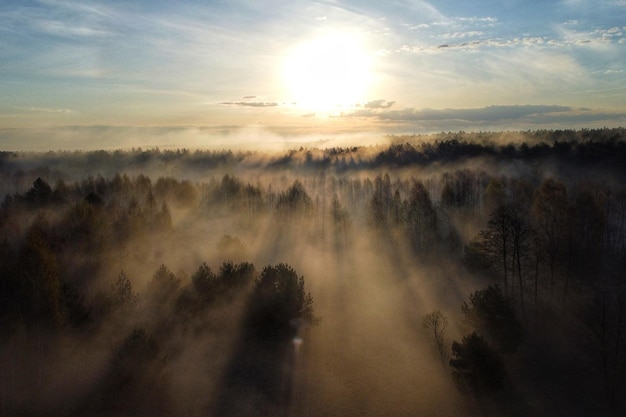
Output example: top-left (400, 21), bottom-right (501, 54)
top-left (363, 99), bottom-right (396, 109)
top-left (221, 102), bottom-right (280, 108)
top-left (340, 104), bottom-right (626, 129)
top-left (395, 25), bottom-right (626, 55)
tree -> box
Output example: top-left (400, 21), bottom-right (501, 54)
top-left (471, 206), bottom-right (514, 294)
top-left (483, 178), bottom-right (506, 217)
top-left (17, 220), bottom-right (63, 328)
top-left (406, 180), bottom-right (437, 251)
top-left (183, 261), bottom-right (256, 313)
top-left (191, 262), bottom-right (217, 297)
top-left (175, 179), bottom-right (198, 207)
top-left (573, 186), bottom-right (606, 280)
top-left (368, 174), bottom-right (392, 229)
top-left (449, 332), bottom-right (506, 396)
top-left (217, 261), bottom-right (256, 297)
top-left (60, 200), bottom-right (105, 251)
top-left (584, 287), bottom-right (626, 408)
top-left (532, 179), bottom-right (569, 301)
top-left (145, 189), bottom-right (156, 219)
top-left (423, 310), bottom-right (449, 367)
top-left (331, 193), bottom-right (350, 243)
top-left (60, 282), bottom-right (91, 329)
top-left (508, 204), bottom-right (532, 318)
top-left (115, 328), bottom-right (160, 366)
top-left (276, 180), bottom-right (313, 219)
top-left (147, 264), bottom-right (180, 305)
top-left (468, 203), bottom-right (532, 315)
top-left (111, 270), bottom-right (138, 308)
top-left (217, 174), bottom-right (243, 207)
top-left (0, 238), bottom-right (18, 333)
top-left (24, 177), bottom-right (52, 207)
top-left (246, 263), bottom-right (316, 341)
top-left (604, 188), bottom-right (626, 255)
top-left (441, 181), bottom-right (456, 209)
top-left (155, 201), bottom-right (172, 230)
top-left (462, 285), bottom-right (523, 354)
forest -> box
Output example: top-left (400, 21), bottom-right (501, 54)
top-left (1, 127), bottom-right (626, 417)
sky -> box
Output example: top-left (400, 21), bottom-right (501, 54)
top-left (1, 0), bottom-right (626, 150)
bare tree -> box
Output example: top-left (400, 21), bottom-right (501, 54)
top-left (423, 310), bottom-right (449, 367)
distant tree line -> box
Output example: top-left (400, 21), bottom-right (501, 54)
top-left (1, 129), bottom-right (625, 190)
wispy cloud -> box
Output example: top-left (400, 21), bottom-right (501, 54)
top-left (221, 102), bottom-right (280, 108)
top-left (363, 100), bottom-right (396, 109)
top-left (339, 104), bottom-right (626, 128)
top-left (0, 106), bottom-right (74, 116)
top-left (375, 105), bottom-right (575, 122)
top-left (18, 106), bottom-right (74, 114)
top-left (396, 25), bottom-right (625, 55)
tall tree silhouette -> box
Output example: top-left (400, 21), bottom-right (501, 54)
top-left (532, 179), bottom-right (569, 302)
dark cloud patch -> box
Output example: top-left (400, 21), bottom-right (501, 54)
top-left (531, 110), bottom-right (626, 125)
top-left (339, 104), bottom-right (626, 131)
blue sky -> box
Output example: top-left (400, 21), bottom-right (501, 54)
top-left (1, 0), bottom-right (625, 149)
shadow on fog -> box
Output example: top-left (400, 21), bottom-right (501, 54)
top-left (212, 264), bottom-right (312, 417)
top-left (212, 332), bottom-right (300, 417)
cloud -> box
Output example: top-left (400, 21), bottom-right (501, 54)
top-left (221, 102), bottom-right (279, 108)
top-left (456, 16), bottom-right (498, 24)
top-left (442, 30), bottom-right (485, 40)
top-left (395, 23), bottom-right (626, 56)
top-left (379, 105), bottom-right (574, 122)
top-left (16, 107), bottom-right (74, 114)
top-left (363, 99), bottom-right (396, 109)
top-left (0, 107), bottom-right (75, 120)
top-left (4, 0), bottom-right (119, 40)
top-left (339, 104), bottom-right (626, 129)
top-left (343, 104), bottom-right (573, 121)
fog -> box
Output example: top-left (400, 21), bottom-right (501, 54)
top-left (1, 128), bottom-right (626, 416)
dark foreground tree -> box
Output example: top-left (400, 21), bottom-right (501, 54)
top-left (246, 263), bottom-right (316, 341)
top-left (584, 287), bottom-right (626, 410)
top-left (16, 221), bottom-right (63, 328)
top-left (450, 332), bottom-right (507, 396)
top-left (462, 285), bottom-right (523, 354)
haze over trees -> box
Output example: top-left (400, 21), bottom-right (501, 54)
top-left (1, 128), bottom-right (626, 416)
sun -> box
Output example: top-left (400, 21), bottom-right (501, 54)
top-left (282, 33), bottom-right (371, 114)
